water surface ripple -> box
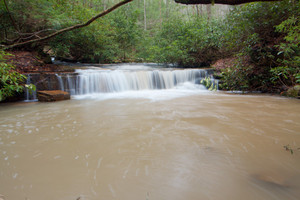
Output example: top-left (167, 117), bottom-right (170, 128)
top-left (0, 92), bottom-right (300, 200)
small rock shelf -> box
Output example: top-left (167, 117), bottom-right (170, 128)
top-left (37, 90), bottom-right (70, 102)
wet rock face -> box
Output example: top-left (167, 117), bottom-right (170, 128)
top-left (27, 73), bottom-right (75, 91)
top-left (37, 90), bottom-right (70, 102)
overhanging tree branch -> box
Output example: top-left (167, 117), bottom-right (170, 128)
top-left (174, 0), bottom-right (282, 5)
top-left (1, 0), bottom-right (134, 49)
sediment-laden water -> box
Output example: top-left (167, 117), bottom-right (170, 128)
top-left (1, 65), bottom-right (300, 200)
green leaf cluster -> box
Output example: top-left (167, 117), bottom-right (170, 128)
top-left (218, 0), bottom-right (299, 92)
top-left (0, 50), bottom-right (35, 101)
top-left (272, 13), bottom-right (300, 86)
top-left (149, 16), bottom-right (225, 66)
top-left (46, 2), bottom-right (142, 63)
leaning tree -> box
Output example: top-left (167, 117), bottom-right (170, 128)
top-left (1, 0), bottom-right (134, 49)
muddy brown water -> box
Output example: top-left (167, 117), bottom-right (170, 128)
top-left (0, 93), bottom-right (300, 200)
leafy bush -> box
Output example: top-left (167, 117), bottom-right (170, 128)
top-left (0, 50), bottom-right (35, 101)
top-left (109, 6), bottom-right (142, 62)
top-left (271, 14), bottom-right (300, 86)
top-left (219, 57), bottom-right (252, 91)
top-left (49, 21), bottom-right (118, 63)
top-left (149, 16), bottom-right (224, 66)
top-left (219, 1), bottom-right (299, 92)
top-left (47, 4), bottom-right (142, 63)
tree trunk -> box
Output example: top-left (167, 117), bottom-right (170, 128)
top-left (166, 0), bottom-right (169, 18)
top-left (196, 5), bottom-right (200, 17)
top-left (159, 0), bottom-right (162, 23)
top-left (144, 0), bottom-right (147, 30)
top-left (206, 4), bottom-right (211, 20)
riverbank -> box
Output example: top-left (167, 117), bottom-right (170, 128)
top-left (6, 51), bottom-right (76, 73)
top-left (211, 57), bottom-right (300, 99)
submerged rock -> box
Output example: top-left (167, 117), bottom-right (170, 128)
top-left (37, 90), bottom-right (70, 102)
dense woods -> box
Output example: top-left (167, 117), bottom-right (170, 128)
top-left (0, 0), bottom-right (299, 100)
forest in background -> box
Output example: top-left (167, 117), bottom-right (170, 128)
top-left (0, 0), bottom-right (299, 99)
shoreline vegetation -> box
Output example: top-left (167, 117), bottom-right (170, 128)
top-left (1, 0), bottom-right (299, 101)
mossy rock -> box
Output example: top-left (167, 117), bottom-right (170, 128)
top-left (286, 85), bottom-right (300, 98)
top-left (200, 77), bottom-right (218, 91)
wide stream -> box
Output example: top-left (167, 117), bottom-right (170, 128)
top-left (0, 65), bottom-right (300, 200)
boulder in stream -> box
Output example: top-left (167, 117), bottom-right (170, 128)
top-left (37, 90), bottom-right (70, 102)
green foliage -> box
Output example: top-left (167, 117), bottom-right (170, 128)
top-left (49, 20), bottom-right (118, 63)
top-left (149, 16), bottom-right (224, 66)
top-left (219, 58), bottom-right (253, 91)
top-left (0, 50), bottom-right (35, 101)
top-left (1, 0), bottom-right (70, 44)
top-left (2, 0), bottom-right (229, 65)
top-left (296, 73), bottom-right (300, 83)
top-left (223, 1), bottom-right (292, 52)
top-left (271, 14), bottom-right (300, 87)
top-left (47, 2), bottom-right (142, 63)
top-left (0, 0), bottom-right (228, 65)
top-left (218, 0), bottom-right (299, 92)
top-left (109, 5), bottom-right (142, 62)
top-left (200, 77), bottom-right (218, 91)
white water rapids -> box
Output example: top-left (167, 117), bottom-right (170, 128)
top-left (55, 65), bottom-right (216, 99)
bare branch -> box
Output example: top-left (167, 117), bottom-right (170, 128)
top-left (1, 0), bottom-right (134, 49)
top-left (17, 29), bottom-right (55, 40)
top-left (4, 36), bottom-right (20, 42)
top-left (16, 29), bottom-right (55, 36)
top-left (174, 0), bottom-right (282, 5)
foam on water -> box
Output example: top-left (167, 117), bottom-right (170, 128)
top-left (72, 82), bottom-right (209, 101)
top-left (63, 67), bottom-right (214, 100)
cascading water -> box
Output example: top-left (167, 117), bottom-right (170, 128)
top-left (25, 65), bottom-right (217, 100)
top-left (56, 68), bottom-right (215, 96)
top-left (55, 74), bottom-right (64, 91)
top-left (24, 74), bottom-right (37, 101)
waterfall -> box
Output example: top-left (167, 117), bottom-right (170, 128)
top-left (24, 67), bottom-right (217, 100)
top-left (55, 74), bottom-right (64, 91)
top-left (24, 74), bottom-right (37, 101)
top-left (61, 68), bottom-right (214, 95)
top-left (67, 74), bottom-right (76, 96)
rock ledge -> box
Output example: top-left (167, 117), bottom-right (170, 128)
top-left (37, 90), bottom-right (70, 102)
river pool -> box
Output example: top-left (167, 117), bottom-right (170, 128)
top-left (0, 90), bottom-right (299, 200)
